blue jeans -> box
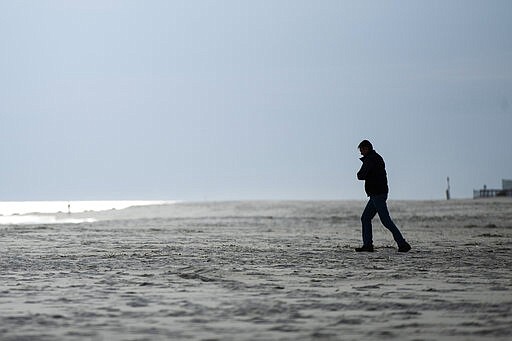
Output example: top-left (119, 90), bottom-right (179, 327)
top-left (361, 194), bottom-right (406, 246)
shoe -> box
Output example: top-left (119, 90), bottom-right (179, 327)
top-left (355, 245), bottom-right (374, 252)
top-left (398, 242), bottom-right (411, 252)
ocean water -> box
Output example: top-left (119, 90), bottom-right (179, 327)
top-left (1, 200), bottom-right (511, 340)
top-left (0, 201), bottom-right (173, 225)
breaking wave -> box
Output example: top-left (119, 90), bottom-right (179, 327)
top-left (0, 215), bottom-right (97, 225)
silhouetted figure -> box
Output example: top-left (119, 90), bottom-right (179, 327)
top-left (355, 140), bottom-right (411, 252)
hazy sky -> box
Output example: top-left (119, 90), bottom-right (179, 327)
top-left (1, 0), bottom-right (511, 201)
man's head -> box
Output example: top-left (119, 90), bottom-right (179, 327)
top-left (358, 140), bottom-right (373, 156)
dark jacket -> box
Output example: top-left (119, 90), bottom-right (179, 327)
top-left (357, 150), bottom-right (389, 196)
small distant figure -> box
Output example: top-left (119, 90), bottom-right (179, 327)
top-left (355, 140), bottom-right (411, 253)
top-left (68, 203), bottom-right (71, 215)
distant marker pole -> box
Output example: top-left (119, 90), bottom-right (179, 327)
top-left (446, 177), bottom-right (451, 200)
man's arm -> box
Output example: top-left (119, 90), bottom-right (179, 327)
top-left (357, 158), bottom-right (373, 180)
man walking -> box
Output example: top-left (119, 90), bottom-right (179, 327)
top-left (356, 140), bottom-right (411, 252)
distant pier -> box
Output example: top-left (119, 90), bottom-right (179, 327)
top-left (474, 179), bottom-right (512, 198)
top-left (473, 188), bottom-right (512, 198)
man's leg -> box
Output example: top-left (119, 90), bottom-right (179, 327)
top-left (361, 199), bottom-right (377, 246)
top-left (372, 194), bottom-right (406, 245)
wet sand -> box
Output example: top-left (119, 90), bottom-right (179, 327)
top-left (1, 199), bottom-right (511, 340)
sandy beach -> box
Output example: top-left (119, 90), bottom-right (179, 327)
top-left (1, 199), bottom-right (511, 340)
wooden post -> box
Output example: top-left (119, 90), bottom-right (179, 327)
top-left (446, 177), bottom-right (451, 200)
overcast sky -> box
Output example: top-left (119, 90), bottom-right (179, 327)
top-left (1, 0), bottom-right (511, 201)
